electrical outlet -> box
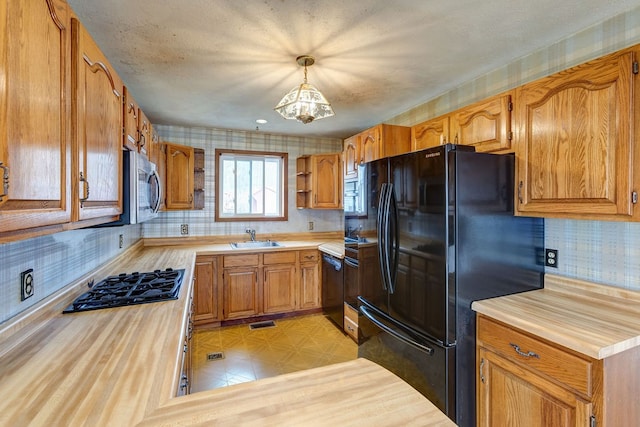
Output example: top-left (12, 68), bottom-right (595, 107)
top-left (180, 224), bottom-right (189, 235)
top-left (545, 249), bottom-right (558, 268)
top-left (118, 234), bottom-right (124, 249)
top-left (308, 221), bottom-right (314, 230)
top-left (21, 269), bottom-right (34, 301)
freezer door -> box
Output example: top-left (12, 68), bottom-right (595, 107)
top-left (358, 298), bottom-right (455, 421)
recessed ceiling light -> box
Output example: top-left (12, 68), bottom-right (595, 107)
top-left (256, 119), bottom-right (268, 124)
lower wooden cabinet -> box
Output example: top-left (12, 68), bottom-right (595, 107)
top-left (343, 303), bottom-right (359, 342)
top-left (193, 249), bottom-right (322, 327)
top-left (299, 250), bottom-right (321, 309)
top-left (477, 314), bottom-right (640, 427)
top-left (193, 255), bottom-right (221, 326)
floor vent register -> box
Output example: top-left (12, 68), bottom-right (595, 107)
top-left (249, 320), bottom-right (276, 330)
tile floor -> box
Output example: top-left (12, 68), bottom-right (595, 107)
top-left (191, 314), bottom-right (358, 392)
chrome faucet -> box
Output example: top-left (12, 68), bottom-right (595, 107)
top-left (245, 228), bottom-right (256, 241)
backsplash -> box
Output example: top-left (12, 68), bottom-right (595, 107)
top-left (143, 125), bottom-right (344, 239)
top-left (0, 224), bottom-right (141, 324)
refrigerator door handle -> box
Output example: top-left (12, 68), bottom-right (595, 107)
top-left (381, 183), bottom-right (394, 292)
top-left (377, 183), bottom-right (389, 291)
top-left (361, 305), bottom-right (434, 355)
top-left (388, 184), bottom-right (399, 294)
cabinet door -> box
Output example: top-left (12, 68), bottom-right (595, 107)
top-left (360, 127), bottom-right (380, 163)
top-left (138, 109), bottom-right (151, 159)
top-left (311, 153), bottom-right (342, 208)
top-left (477, 347), bottom-right (592, 427)
top-left (451, 93), bottom-right (512, 153)
top-left (223, 267), bottom-right (258, 319)
top-left (122, 87), bottom-right (139, 152)
top-left (165, 142), bottom-right (194, 209)
top-left (263, 264), bottom-right (297, 314)
top-left (515, 50), bottom-right (636, 219)
top-left (0, 0), bottom-right (71, 233)
top-left (411, 116), bottom-right (450, 151)
top-left (193, 256), bottom-right (221, 325)
top-left (71, 19), bottom-right (123, 222)
top-left (300, 261), bottom-right (320, 309)
top-left (343, 135), bottom-right (359, 179)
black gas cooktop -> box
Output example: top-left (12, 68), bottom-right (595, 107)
top-left (63, 268), bottom-right (184, 314)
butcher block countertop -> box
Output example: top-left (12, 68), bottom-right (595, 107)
top-left (472, 273), bottom-right (640, 359)
top-left (0, 239), bottom-right (453, 426)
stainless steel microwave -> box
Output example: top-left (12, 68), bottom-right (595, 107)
top-left (97, 150), bottom-right (161, 226)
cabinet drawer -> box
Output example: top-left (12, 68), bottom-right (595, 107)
top-left (223, 254), bottom-right (259, 267)
top-left (344, 315), bottom-right (358, 341)
top-left (344, 302), bottom-right (359, 325)
top-left (263, 251), bottom-right (296, 265)
top-left (300, 250), bottom-right (319, 263)
top-left (478, 316), bottom-right (593, 397)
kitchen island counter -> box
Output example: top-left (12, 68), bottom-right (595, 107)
top-left (0, 240), bottom-right (453, 426)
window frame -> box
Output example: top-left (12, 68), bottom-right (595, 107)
top-left (214, 148), bottom-right (288, 222)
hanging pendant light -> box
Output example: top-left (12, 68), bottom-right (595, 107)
top-left (274, 55), bottom-right (335, 124)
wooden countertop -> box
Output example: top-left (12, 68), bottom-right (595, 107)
top-left (0, 239), bottom-right (452, 426)
top-left (472, 273), bottom-right (640, 359)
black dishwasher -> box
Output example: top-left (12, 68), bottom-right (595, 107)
top-left (321, 253), bottom-right (344, 330)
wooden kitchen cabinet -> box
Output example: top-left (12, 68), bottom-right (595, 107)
top-left (296, 153), bottom-right (342, 209)
top-left (193, 255), bottom-right (222, 326)
top-left (299, 250), bottom-right (321, 309)
top-left (123, 86), bottom-right (140, 152)
top-left (138, 109), bottom-right (151, 159)
top-left (263, 251), bottom-right (297, 314)
top-left (477, 314), bottom-right (640, 427)
top-left (0, 0), bottom-right (72, 235)
top-left (223, 254), bottom-right (259, 319)
top-left (71, 18), bottom-right (123, 222)
top-left (343, 135), bottom-right (359, 179)
top-left (450, 92), bottom-right (513, 153)
top-left (164, 142), bottom-right (194, 210)
top-left (515, 48), bottom-right (639, 220)
top-left (359, 124), bottom-right (411, 163)
top-left (411, 115), bottom-right (450, 151)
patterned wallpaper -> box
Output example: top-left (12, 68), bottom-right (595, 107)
top-left (385, 5), bottom-right (640, 290)
top-left (2, 6), bottom-right (640, 325)
top-left (143, 126), bottom-right (344, 239)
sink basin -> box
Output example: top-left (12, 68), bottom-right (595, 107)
top-left (230, 241), bottom-right (281, 249)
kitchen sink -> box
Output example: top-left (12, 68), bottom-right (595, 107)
top-left (230, 241), bottom-right (281, 249)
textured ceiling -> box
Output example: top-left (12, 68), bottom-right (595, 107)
top-left (66, 0), bottom-right (640, 139)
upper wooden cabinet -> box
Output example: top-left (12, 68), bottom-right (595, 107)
top-left (359, 124), bottom-right (410, 163)
top-left (343, 135), bottom-right (359, 179)
top-left (0, 0), bottom-right (72, 235)
top-left (71, 18), bottom-right (123, 222)
top-left (123, 87), bottom-right (140, 152)
top-left (515, 48), bottom-right (638, 220)
top-left (138, 108), bottom-right (151, 159)
top-left (411, 115), bottom-right (450, 152)
top-left (164, 142), bottom-right (194, 210)
top-left (450, 92), bottom-right (513, 153)
top-left (296, 153), bottom-right (342, 209)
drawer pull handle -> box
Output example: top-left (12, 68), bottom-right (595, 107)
top-left (510, 343), bottom-right (540, 359)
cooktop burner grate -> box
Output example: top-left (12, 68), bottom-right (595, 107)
top-left (63, 268), bottom-right (185, 313)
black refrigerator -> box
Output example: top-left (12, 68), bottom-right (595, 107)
top-left (357, 144), bottom-right (544, 427)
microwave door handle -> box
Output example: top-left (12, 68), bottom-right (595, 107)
top-left (150, 170), bottom-right (162, 213)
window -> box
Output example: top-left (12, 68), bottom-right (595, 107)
top-left (215, 149), bottom-right (288, 221)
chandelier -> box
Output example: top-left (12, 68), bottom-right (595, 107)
top-left (274, 55), bottom-right (335, 124)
